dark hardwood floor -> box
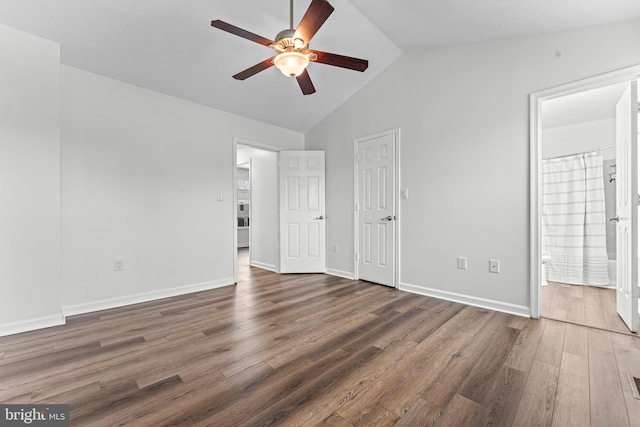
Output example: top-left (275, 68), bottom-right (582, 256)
top-left (1, 248), bottom-right (640, 426)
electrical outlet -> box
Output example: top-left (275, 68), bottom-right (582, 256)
top-left (333, 244), bottom-right (339, 253)
top-left (400, 189), bottom-right (409, 199)
top-left (114, 259), bottom-right (124, 272)
top-left (489, 259), bottom-right (500, 273)
top-left (457, 257), bottom-right (467, 270)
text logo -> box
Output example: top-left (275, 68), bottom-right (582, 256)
top-left (0, 405), bottom-right (69, 426)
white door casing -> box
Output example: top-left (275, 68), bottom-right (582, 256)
top-left (615, 80), bottom-right (639, 332)
top-left (356, 131), bottom-right (397, 287)
top-left (279, 151), bottom-right (326, 273)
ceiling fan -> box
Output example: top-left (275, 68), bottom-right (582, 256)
top-left (211, 0), bottom-right (369, 95)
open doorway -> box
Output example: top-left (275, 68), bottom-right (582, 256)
top-left (233, 140), bottom-right (280, 283)
top-left (530, 65), bottom-right (640, 334)
top-left (540, 83), bottom-right (628, 333)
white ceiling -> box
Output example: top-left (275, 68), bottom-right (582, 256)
top-left (1, 0), bottom-right (639, 133)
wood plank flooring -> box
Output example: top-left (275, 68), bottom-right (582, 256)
top-left (542, 281), bottom-right (640, 335)
top-left (1, 250), bottom-right (640, 426)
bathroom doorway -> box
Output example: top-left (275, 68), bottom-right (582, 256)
top-left (530, 66), bottom-right (640, 334)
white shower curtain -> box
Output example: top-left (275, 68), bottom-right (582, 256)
top-left (542, 151), bottom-right (609, 286)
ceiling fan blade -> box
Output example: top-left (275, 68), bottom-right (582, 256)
top-left (233, 58), bottom-right (275, 80)
top-left (311, 51), bottom-right (368, 72)
top-left (294, 0), bottom-right (334, 45)
top-left (211, 20), bottom-right (275, 47)
top-left (296, 69), bottom-right (316, 95)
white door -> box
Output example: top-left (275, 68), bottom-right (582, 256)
top-left (356, 132), bottom-right (396, 287)
top-left (615, 80), bottom-right (639, 332)
top-left (279, 151), bottom-right (326, 273)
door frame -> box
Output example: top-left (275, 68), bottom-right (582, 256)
top-left (353, 128), bottom-right (401, 288)
top-left (529, 65), bottom-right (640, 318)
top-left (232, 138), bottom-right (282, 283)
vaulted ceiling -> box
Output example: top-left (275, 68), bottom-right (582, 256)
top-left (1, 0), bottom-right (639, 132)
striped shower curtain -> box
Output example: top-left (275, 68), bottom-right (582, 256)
top-left (541, 151), bottom-right (609, 286)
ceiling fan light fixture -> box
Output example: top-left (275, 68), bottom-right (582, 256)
top-left (274, 51), bottom-right (309, 77)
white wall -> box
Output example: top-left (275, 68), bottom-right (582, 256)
top-left (249, 149), bottom-right (278, 271)
top-left (0, 24), bottom-right (62, 334)
top-left (306, 19), bottom-right (640, 315)
top-left (542, 118), bottom-right (616, 160)
top-left (61, 66), bottom-right (303, 315)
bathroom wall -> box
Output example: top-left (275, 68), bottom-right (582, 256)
top-left (603, 158), bottom-right (617, 258)
top-left (542, 118), bottom-right (616, 160)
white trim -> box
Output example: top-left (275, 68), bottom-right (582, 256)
top-left (400, 282), bottom-right (530, 318)
top-left (233, 139), bottom-right (239, 283)
top-left (353, 128), bottom-right (401, 288)
top-left (249, 261), bottom-right (278, 272)
top-left (529, 64), bottom-right (640, 319)
top-left (327, 268), bottom-right (356, 280)
top-left (62, 278), bottom-right (234, 317)
top-left (0, 314), bottom-right (65, 338)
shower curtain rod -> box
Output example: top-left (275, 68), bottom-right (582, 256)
top-left (543, 144), bottom-right (616, 161)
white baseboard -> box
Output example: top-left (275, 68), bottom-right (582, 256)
top-left (327, 268), bottom-right (355, 280)
top-left (62, 278), bottom-right (235, 317)
top-left (399, 282), bottom-right (531, 318)
top-left (0, 313), bottom-right (65, 338)
top-left (249, 261), bottom-right (277, 272)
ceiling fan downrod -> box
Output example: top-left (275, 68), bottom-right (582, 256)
top-left (290, 0), bottom-right (294, 30)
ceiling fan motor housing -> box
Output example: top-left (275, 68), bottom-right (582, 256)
top-left (274, 29), bottom-right (306, 51)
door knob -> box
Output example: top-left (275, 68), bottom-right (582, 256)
top-left (314, 215), bottom-right (324, 220)
top-left (381, 215), bottom-right (394, 221)
top-left (609, 215), bottom-right (619, 222)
